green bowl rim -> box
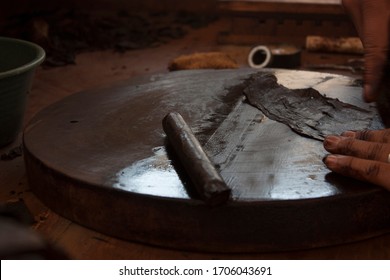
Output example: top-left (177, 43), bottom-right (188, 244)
top-left (0, 36), bottom-right (46, 78)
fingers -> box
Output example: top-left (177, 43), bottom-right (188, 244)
top-left (323, 129), bottom-right (390, 191)
top-left (324, 135), bottom-right (390, 162)
top-left (342, 0), bottom-right (390, 102)
top-left (360, 0), bottom-right (390, 102)
top-left (323, 155), bottom-right (390, 191)
top-left (340, 129), bottom-right (390, 143)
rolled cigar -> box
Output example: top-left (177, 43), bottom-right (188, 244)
top-left (162, 112), bottom-right (231, 206)
top-left (306, 36), bottom-right (363, 54)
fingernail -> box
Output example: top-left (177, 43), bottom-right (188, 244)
top-left (323, 135), bottom-right (341, 150)
top-left (341, 131), bottom-right (356, 138)
top-left (323, 155), bottom-right (338, 169)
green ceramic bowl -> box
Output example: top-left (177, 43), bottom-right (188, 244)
top-left (0, 37), bottom-right (45, 147)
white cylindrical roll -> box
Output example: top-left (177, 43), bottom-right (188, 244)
top-left (247, 45), bottom-right (272, 69)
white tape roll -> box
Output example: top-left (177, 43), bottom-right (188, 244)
top-left (247, 45), bottom-right (272, 69)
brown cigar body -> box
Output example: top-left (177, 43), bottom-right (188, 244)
top-left (162, 112), bottom-right (231, 206)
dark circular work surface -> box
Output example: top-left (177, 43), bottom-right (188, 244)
top-left (23, 69), bottom-right (390, 253)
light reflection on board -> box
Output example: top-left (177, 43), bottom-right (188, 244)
top-left (113, 146), bottom-right (189, 198)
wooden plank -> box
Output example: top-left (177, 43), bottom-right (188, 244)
top-left (217, 0), bottom-right (345, 15)
top-left (216, 0), bottom-right (356, 47)
top-left (218, 0), bottom-right (344, 15)
top-left (218, 15), bottom-right (357, 46)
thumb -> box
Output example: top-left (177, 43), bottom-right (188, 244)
top-left (361, 0), bottom-right (390, 102)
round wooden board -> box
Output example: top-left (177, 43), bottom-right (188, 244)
top-left (23, 69), bottom-right (390, 252)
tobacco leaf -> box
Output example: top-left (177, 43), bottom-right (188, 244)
top-left (243, 72), bottom-right (375, 141)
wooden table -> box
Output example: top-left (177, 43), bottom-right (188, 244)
top-left (1, 18), bottom-right (390, 260)
top-left (217, 0), bottom-right (356, 46)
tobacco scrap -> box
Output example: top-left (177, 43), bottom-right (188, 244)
top-left (1, 10), bottom-right (216, 67)
top-left (243, 72), bottom-right (375, 140)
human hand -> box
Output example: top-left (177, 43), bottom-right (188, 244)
top-left (342, 0), bottom-right (390, 102)
top-left (323, 129), bottom-right (390, 191)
